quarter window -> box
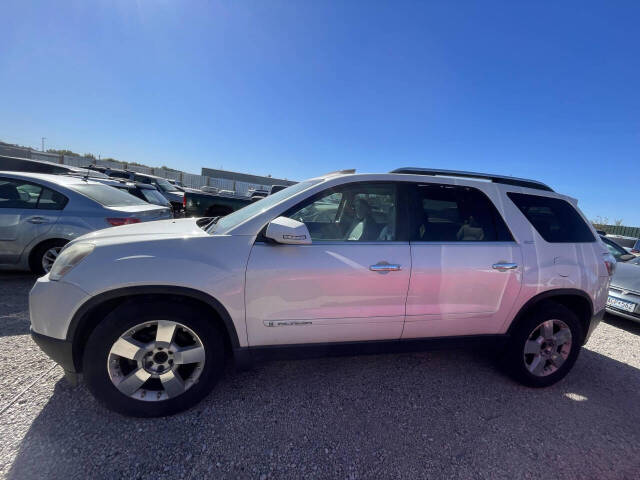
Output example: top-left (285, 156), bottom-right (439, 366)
top-left (410, 184), bottom-right (512, 242)
top-left (507, 192), bottom-right (594, 243)
top-left (285, 183), bottom-right (399, 241)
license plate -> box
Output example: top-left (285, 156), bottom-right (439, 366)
top-left (607, 296), bottom-right (636, 313)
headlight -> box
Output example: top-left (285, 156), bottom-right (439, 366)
top-left (49, 243), bottom-right (95, 281)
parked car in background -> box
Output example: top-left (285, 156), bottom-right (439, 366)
top-left (600, 235), bottom-right (636, 262)
top-left (113, 182), bottom-right (173, 210)
top-left (29, 167), bottom-right (612, 417)
top-left (184, 189), bottom-right (253, 217)
top-left (606, 255), bottom-right (640, 323)
top-left (605, 235), bottom-right (640, 255)
top-left (84, 165), bottom-right (186, 214)
top-left (64, 175), bottom-right (174, 214)
top-left (0, 171), bottom-right (172, 274)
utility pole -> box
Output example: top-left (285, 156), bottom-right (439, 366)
top-left (41, 137), bottom-right (46, 152)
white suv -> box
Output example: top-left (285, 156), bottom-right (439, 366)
top-left (30, 168), bottom-right (614, 417)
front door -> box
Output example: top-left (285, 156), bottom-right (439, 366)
top-left (245, 182), bottom-right (411, 346)
top-left (403, 182), bottom-right (522, 338)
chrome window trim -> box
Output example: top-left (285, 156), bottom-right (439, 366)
top-left (409, 241), bottom-right (518, 246)
top-left (254, 240), bottom-right (411, 246)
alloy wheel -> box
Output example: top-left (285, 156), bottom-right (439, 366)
top-left (523, 319), bottom-right (572, 377)
top-left (42, 246), bottom-right (63, 273)
top-left (107, 320), bottom-right (206, 401)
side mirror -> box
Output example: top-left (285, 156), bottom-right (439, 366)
top-left (265, 217), bottom-right (312, 245)
top-left (619, 254), bottom-right (636, 262)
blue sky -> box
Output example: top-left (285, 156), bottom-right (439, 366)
top-left (1, 1), bottom-right (638, 224)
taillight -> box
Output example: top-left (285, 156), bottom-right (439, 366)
top-left (632, 249), bottom-right (639, 254)
top-left (183, 195), bottom-right (187, 209)
top-left (603, 253), bottom-right (616, 276)
top-left (107, 217), bottom-right (141, 226)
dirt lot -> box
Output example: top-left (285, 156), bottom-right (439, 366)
top-left (1, 271), bottom-right (639, 479)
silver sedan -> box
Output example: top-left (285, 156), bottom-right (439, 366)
top-left (0, 171), bottom-right (172, 274)
top-left (606, 256), bottom-right (640, 322)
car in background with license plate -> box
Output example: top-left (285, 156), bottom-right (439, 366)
top-left (606, 255), bottom-right (640, 323)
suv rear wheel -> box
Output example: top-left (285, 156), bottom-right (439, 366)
top-left (83, 301), bottom-right (225, 417)
top-left (504, 301), bottom-right (584, 387)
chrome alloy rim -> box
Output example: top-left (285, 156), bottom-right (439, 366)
top-left (107, 320), bottom-right (206, 402)
top-left (42, 246), bottom-right (63, 273)
top-left (523, 319), bottom-right (572, 377)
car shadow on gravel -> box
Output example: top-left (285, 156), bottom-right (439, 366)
top-left (603, 313), bottom-right (640, 336)
top-left (0, 272), bottom-right (38, 337)
top-left (7, 347), bottom-right (640, 479)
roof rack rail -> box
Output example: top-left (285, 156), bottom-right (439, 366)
top-left (390, 167), bottom-right (553, 192)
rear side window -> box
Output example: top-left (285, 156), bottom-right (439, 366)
top-left (507, 193), bottom-right (594, 243)
top-left (70, 184), bottom-right (148, 207)
top-left (411, 184), bottom-right (513, 242)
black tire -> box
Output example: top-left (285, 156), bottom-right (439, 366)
top-left (503, 301), bottom-right (584, 388)
top-left (83, 301), bottom-right (226, 417)
top-left (29, 239), bottom-right (68, 275)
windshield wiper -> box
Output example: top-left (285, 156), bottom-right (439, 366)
top-left (202, 216), bottom-right (221, 231)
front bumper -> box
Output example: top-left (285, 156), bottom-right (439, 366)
top-left (29, 275), bottom-right (89, 339)
top-left (31, 328), bottom-right (75, 372)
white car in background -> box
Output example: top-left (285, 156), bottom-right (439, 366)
top-left (29, 168), bottom-right (613, 417)
top-left (0, 172), bottom-right (172, 273)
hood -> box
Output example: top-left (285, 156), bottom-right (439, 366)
top-left (74, 217), bottom-right (208, 247)
top-left (611, 261), bottom-right (640, 293)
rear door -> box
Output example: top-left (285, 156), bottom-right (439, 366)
top-left (403, 182), bottom-right (522, 338)
top-left (0, 177), bottom-right (66, 264)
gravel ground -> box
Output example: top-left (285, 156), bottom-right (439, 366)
top-left (1, 272), bottom-right (639, 479)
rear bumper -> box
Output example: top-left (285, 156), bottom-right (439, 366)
top-left (31, 328), bottom-right (76, 373)
top-left (585, 308), bottom-right (605, 342)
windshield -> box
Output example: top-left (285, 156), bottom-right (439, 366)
top-left (211, 180), bottom-right (320, 233)
top-left (71, 184), bottom-right (148, 207)
top-left (140, 187), bottom-right (169, 205)
top-left (156, 178), bottom-right (181, 192)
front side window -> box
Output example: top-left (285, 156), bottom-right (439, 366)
top-left (508, 192), bottom-right (594, 243)
top-left (410, 184), bottom-right (512, 242)
top-left (0, 178), bottom-right (67, 210)
top-left (285, 183), bottom-right (399, 241)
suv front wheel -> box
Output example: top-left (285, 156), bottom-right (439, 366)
top-left (504, 301), bottom-right (584, 387)
top-left (83, 301), bottom-right (226, 417)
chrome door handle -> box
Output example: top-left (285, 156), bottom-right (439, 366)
top-left (28, 217), bottom-right (48, 224)
top-left (492, 262), bottom-right (518, 271)
top-left (370, 263), bottom-right (401, 272)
